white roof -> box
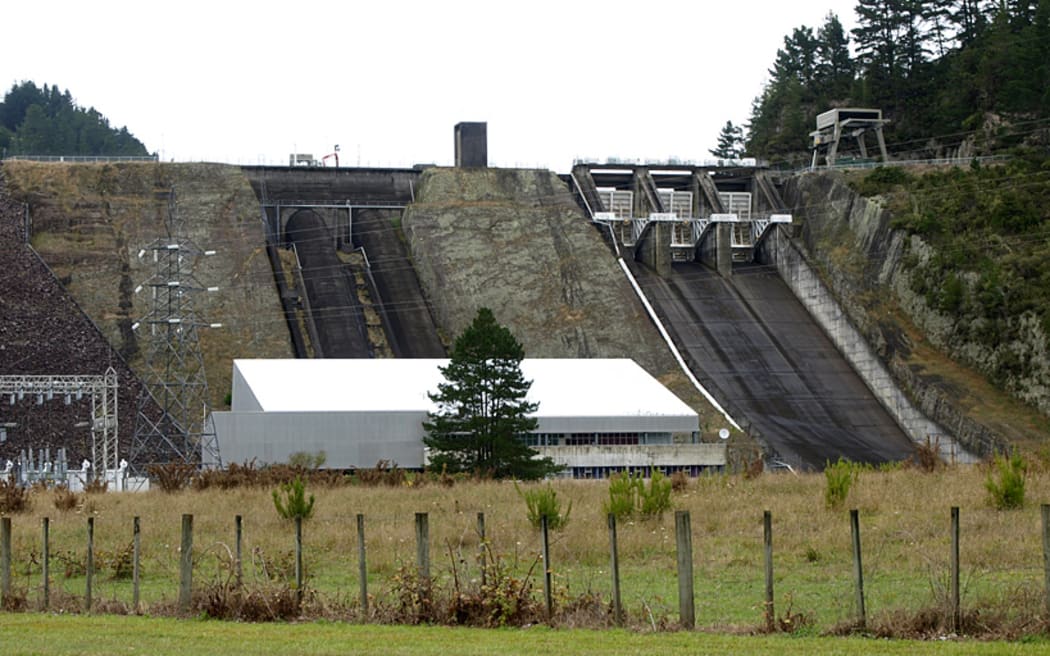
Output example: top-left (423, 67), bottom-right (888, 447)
top-left (232, 358), bottom-right (696, 420)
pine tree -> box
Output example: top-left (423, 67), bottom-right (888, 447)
top-left (815, 13), bottom-right (855, 100)
top-left (423, 308), bottom-right (558, 480)
top-left (709, 121), bottom-right (745, 159)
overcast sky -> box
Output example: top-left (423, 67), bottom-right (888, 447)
top-left (3, 1), bottom-right (858, 171)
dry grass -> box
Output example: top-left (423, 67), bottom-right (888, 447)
top-left (3, 466), bottom-right (1050, 636)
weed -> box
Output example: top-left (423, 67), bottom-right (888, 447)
top-left (824, 457), bottom-right (858, 510)
top-left (52, 485), bottom-right (79, 512)
top-left (986, 449), bottom-right (1026, 509)
top-left (670, 470), bottom-right (689, 492)
top-left (804, 546), bottom-right (821, 563)
top-left (148, 463), bottom-right (196, 493)
top-left (53, 550), bottom-right (86, 578)
top-left (909, 435), bottom-right (942, 473)
top-left (742, 454), bottom-right (764, 479)
top-left (0, 479), bottom-right (31, 513)
top-left (83, 478), bottom-right (108, 495)
top-left (355, 460), bottom-right (407, 487)
top-left (252, 547), bottom-right (298, 582)
top-left (445, 543), bottom-right (542, 627)
top-left (517, 482), bottom-right (571, 531)
top-left (106, 541), bottom-right (134, 580)
top-left (273, 477), bottom-right (315, 520)
top-left (775, 593), bottom-right (812, 634)
top-left (198, 582), bottom-right (303, 621)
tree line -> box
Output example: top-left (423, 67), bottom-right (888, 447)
top-left (0, 81), bottom-right (149, 158)
top-left (711, 0), bottom-right (1050, 163)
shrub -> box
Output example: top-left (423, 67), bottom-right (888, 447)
top-left (83, 478), bottom-right (108, 494)
top-left (147, 463), bottom-right (197, 493)
top-left (272, 477), bottom-right (315, 520)
top-left (603, 472), bottom-right (638, 519)
top-left (0, 479), bottom-right (31, 514)
top-left (986, 449), bottom-right (1026, 510)
top-left (354, 460), bottom-right (406, 487)
top-left (517, 483), bottom-right (571, 531)
top-left (52, 485), bottom-right (79, 512)
top-left (824, 458), bottom-right (858, 510)
top-left (670, 470), bottom-right (689, 492)
top-left (604, 470), bottom-right (674, 519)
top-left (287, 450), bottom-right (327, 470)
top-left (638, 470), bottom-right (673, 518)
top-left (909, 436), bottom-right (942, 473)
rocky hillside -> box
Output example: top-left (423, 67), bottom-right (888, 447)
top-left (401, 167), bottom-right (722, 433)
top-left (1, 161), bottom-right (293, 409)
top-left (782, 169), bottom-right (1050, 453)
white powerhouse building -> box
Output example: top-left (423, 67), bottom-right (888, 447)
top-left (211, 359), bottom-right (726, 478)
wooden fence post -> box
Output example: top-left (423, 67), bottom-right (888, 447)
top-left (132, 516), bottom-right (141, 611)
top-left (541, 514), bottom-right (553, 621)
top-left (1042, 504), bottom-right (1050, 618)
top-left (763, 510), bottom-right (774, 632)
top-left (179, 514), bottom-right (193, 612)
top-left (477, 512), bottom-right (487, 588)
top-left (675, 510), bottom-right (695, 629)
top-left (235, 514), bottom-right (243, 588)
top-left (85, 517), bottom-right (94, 613)
top-left (608, 513), bottom-right (623, 626)
top-left (357, 513), bottom-right (368, 614)
top-left (41, 517), bottom-right (50, 610)
top-left (950, 506), bottom-right (960, 633)
top-left (0, 517), bottom-right (11, 605)
top-left (294, 515), bottom-right (304, 603)
top-left (415, 512), bottom-right (429, 580)
top-left (850, 509), bottom-right (865, 628)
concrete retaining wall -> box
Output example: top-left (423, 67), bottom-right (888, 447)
top-left (758, 227), bottom-right (972, 462)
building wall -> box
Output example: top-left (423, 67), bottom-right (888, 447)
top-left (212, 410), bottom-right (426, 468)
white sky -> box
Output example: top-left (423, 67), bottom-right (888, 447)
top-left (2, 0), bottom-right (857, 171)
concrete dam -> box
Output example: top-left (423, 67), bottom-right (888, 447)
top-left (240, 156), bottom-right (952, 470)
top-left (0, 133), bottom-right (965, 473)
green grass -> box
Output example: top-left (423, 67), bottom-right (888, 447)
top-left (2, 613), bottom-right (1048, 656)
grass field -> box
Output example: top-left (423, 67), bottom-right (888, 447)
top-left (3, 614), bottom-right (1050, 656)
top-left (3, 463), bottom-right (1050, 641)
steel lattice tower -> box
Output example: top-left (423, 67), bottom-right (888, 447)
top-left (129, 186), bottom-right (222, 471)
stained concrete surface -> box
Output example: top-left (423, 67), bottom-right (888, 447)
top-left (632, 260), bottom-right (916, 469)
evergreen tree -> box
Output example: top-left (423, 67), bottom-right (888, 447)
top-left (0, 81), bottom-right (149, 157)
top-left (423, 308), bottom-right (558, 480)
top-left (815, 13), bottom-right (855, 99)
top-left (709, 120), bottom-right (745, 159)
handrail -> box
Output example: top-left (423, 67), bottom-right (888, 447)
top-left (3, 155), bottom-right (159, 163)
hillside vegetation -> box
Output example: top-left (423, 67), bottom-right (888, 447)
top-left (783, 163), bottom-right (1050, 456)
top-left (0, 81), bottom-right (148, 157)
top-left (744, 1), bottom-right (1050, 164)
